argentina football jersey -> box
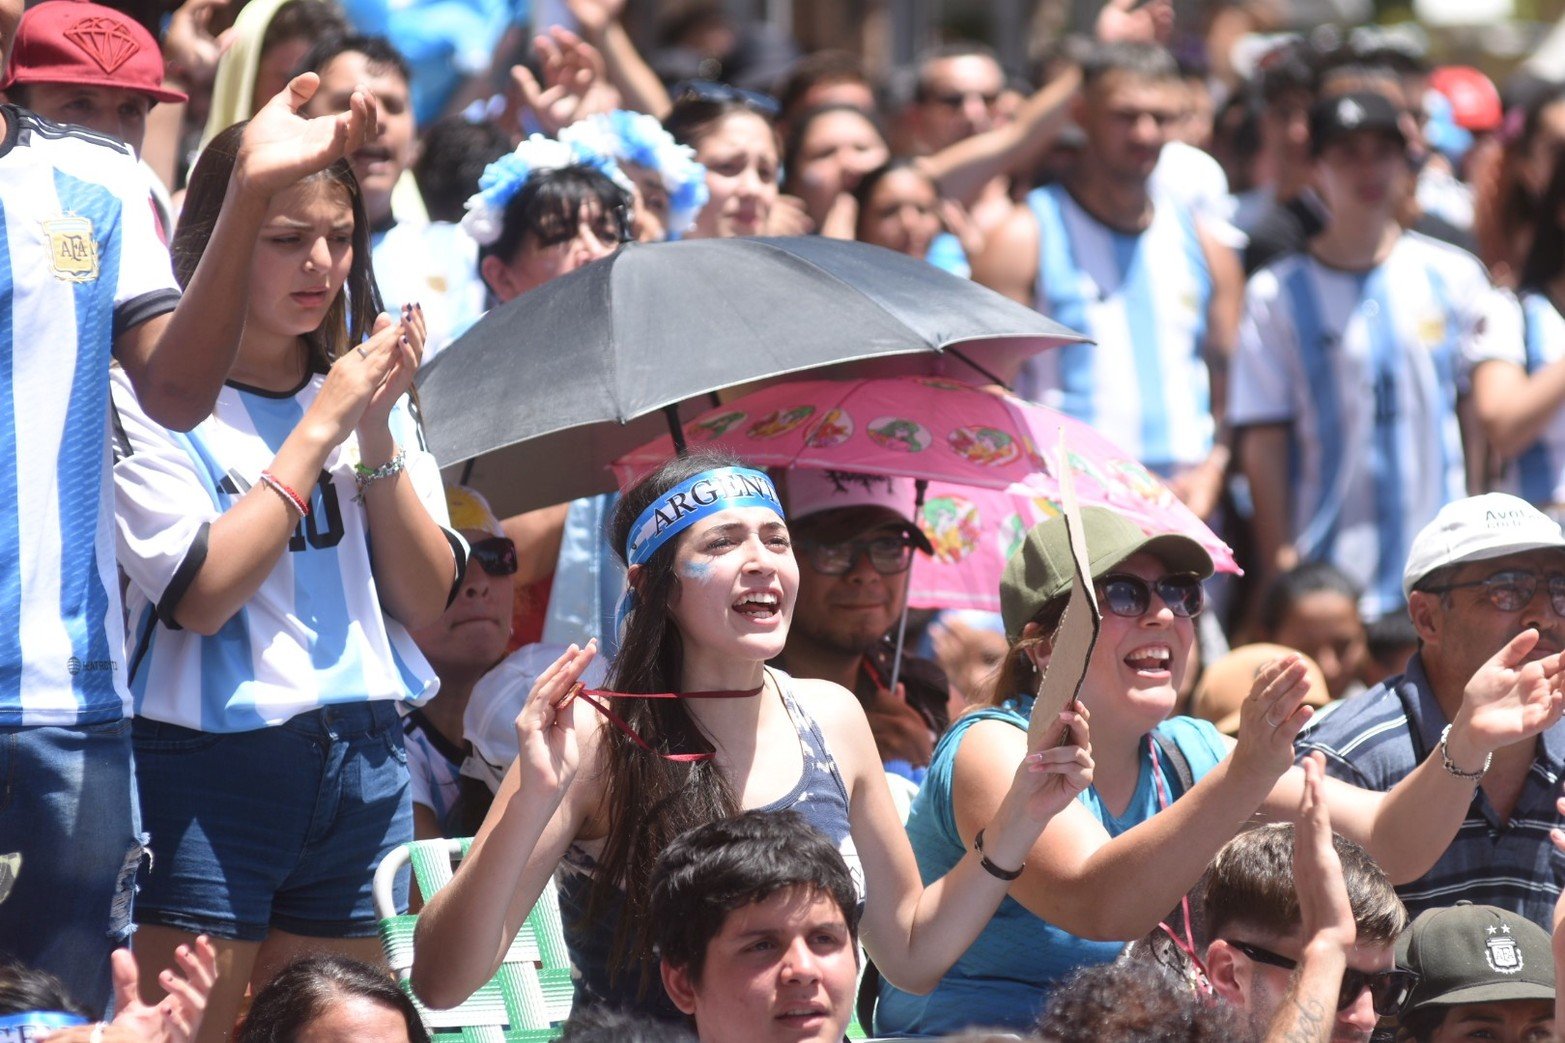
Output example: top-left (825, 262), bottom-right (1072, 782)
top-left (0, 107), bottom-right (179, 727)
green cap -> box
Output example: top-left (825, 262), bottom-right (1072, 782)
top-left (1397, 903), bottom-right (1555, 1013)
top-left (999, 507), bottom-right (1214, 641)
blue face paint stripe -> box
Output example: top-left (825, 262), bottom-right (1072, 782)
top-left (53, 169), bottom-right (122, 710)
top-left (1362, 266), bottom-right (1407, 612)
top-left (1029, 187), bottom-right (1094, 424)
top-left (1518, 293), bottom-right (1556, 504)
top-left (1285, 264), bottom-right (1345, 560)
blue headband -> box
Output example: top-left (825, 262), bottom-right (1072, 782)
top-left (0, 1012), bottom-right (91, 1041)
top-left (624, 466), bottom-right (784, 567)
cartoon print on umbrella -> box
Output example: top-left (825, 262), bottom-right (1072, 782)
top-left (747, 405), bottom-right (816, 440)
top-left (693, 410), bottom-right (748, 441)
top-left (948, 425), bottom-right (1021, 468)
top-left (919, 494), bottom-right (982, 564)
top-left (804, 408), bottom-right (853, 448)
top-left (1106, 458), bottom-right (1176, 509)
top-left (868, 417), bottom-right (931, 453)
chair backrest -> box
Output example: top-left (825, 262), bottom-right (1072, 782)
top-left (374, 838), bottom-right (574, 1042)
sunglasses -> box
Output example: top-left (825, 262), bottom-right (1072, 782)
top-left (930, 89), bottom-right (1001, 109)
top-left (797, 534), bottom-right (915, 576)
top-left (1225, 941), bottom-right (1419, 1017)
top-left (1419, 569), bottom-right (1565, 614)
top-left (469, 536), bottom-right (518, 577)
top-left (672, 79), bottom-right (781, 119)
top-left (1095, 573), bottom-right (1205, 619)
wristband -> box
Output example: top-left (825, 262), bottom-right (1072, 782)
top-left (974, 828), bottom-right (1023, 881)
top-left (259, 470), bottom-right (310, 518)
top-left (1439, 724), bottom-right (1491, 782)
top-left (354, 447), bottom-right (407, 502)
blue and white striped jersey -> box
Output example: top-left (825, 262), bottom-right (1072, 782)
top-left (1469, 289), bottom-right (1565, 506)
top-left (0, 106), bottom-right (180, 727)
top-left (1014, 183), bottom-right (1215, 471)
top-left (1230, 233), bottom-right (1489, 620)
top-left (111, 367), bottom-right (453, 732)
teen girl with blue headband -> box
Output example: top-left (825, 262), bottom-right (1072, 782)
top-left (410, 451), bottom-right (1095, 1019)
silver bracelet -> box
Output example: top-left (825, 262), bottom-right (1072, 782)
top-left (1438, 723), bottom-right (1491, 782)
top-left (353, 446), bottom-right (406, 503)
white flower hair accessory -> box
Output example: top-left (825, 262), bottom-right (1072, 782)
top-left (560, 111), bottom-right (710, 238)
top-left (461, 134), bottom-right (635, 247)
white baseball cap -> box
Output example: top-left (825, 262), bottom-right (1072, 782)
top-left (1402, 493), bottom-right (1565, 596)
top-left (783, 469), bottom-right (933, 552)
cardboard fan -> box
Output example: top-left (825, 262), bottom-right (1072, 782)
top-left (1027, 432), bottom-right (1102, 749)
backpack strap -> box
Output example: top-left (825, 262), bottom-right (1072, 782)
top-left (1149, 728), bottom-right (1196, 801)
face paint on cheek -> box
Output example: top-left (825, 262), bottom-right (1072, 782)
top-left (680, 561), bottom-right (712, 580)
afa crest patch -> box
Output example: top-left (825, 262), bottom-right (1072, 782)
top-left (1484, 922), bottom-right (1523, 974)
top-left (43, 215), bottom-right (99, 282)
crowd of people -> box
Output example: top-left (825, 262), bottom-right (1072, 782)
top-left (7, 0), bottom-right (1565, 1039)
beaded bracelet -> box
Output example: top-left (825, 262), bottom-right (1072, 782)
top-left (259, 471), bottom-right (310, 518)
top-left (354, 447), bottom-right (406, 503)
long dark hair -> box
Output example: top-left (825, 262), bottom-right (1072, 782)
top-left (1474, 85), bottom-right (1565, 285)
top-left (175, 122), bottom-right (381, 373)
top-left (237, 954), bottom-right (429, 1043)
top-left (1520, 147), bottom-right (1565, 293)
top-left (480, 164), bottom-right (631, 266)
top-left (588, 451), bottom-right (747, 989)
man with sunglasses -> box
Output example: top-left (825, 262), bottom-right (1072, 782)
top-left (1203, 818), bottom-right (1411, 1043)
top-left (1299, 493), bottom-right (1565, 930)
top-left (771, 470), bottom-right (949, 776)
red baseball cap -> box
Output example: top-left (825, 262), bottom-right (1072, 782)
top-left (1430, 65), bottom-right (1502, 133)
top-left (1, 1), bottom-right (186, 104)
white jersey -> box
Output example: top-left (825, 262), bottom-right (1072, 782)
top-left (1469, 289), bottom-right (1565, 505)
top-left (1016, 183), bottom-right (1215, 472)
top-left (111, 367), bottom-right (455, 732)
top-left (1230, 232), bottom-right (1488, 619)
top-left (0, 107), bottom-right (180, 727)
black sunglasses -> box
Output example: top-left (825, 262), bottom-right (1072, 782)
top-left (672, 79), bottom-right (781, 119)
top-left (1419, 569), bottom-right (1565, 614)
top-left (469, 536), bottom-right (518, 577)
top-left (1225, 941), bottom-right (1419, 1017)
top-left (797, 534), bottom-right (915, 576)
top-left (1096, 573), bottom-right (1205, 619)
top-left (930, 89), bottom-right (1000, 109)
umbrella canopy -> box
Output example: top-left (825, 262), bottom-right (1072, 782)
top-left (416, 236), bottom-right (1087, 515)
top-left (614, 375), bottom-right (1239, 612)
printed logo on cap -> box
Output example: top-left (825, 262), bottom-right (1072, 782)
top-left (1339, 98), bottom-right (1364, 126)
top-left (1484, 921), bottom-right (1524, 975)
top-left (64, 15), bottom-right (141, 75)
top-left (1485, 506), bottom-right (1535, 529)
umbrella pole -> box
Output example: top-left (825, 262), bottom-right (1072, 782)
top-left (948, 347), bottom-right (1011, 392)
top-left (887, 478), bottom-right (928, 697)
top-left (663, 404), bottom-right (689, 457)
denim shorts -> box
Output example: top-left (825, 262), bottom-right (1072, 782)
top-left (132, 701), bottom-right (411, 941)
top-left (0, 718), bottom-right (143, 1017)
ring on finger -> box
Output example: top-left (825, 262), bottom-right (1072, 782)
top-left (356, 344), bottom-right (371, 358)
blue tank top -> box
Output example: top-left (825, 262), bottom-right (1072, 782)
top-left (874, 697), bottom-right (1226, 1037)
top-left (557, 669), bottom-right (858, 1018)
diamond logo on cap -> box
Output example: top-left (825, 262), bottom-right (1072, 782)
top-left (64, 15), bottom-right (140, 75)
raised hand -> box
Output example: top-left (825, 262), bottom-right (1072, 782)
top-left (565, 0), bottom-right (626, 38)
top-left (357, 303), bottom-right (425, 439)
top-left (510, 28), bottom-right (617, 136)
top-left (1011, 700), bottom-right (1094, 826)
top-left (86, 937), bottom-right (219, 1043)
top-left (1295, 753), bottom-right (1355, 952)
top-left (1231, 654), bottom-right (1315, 783)
top-left (514, 641), bottom-right (598, 792)
top-left (162, 0), bottom-right (234, 89)
top-left (1095, 0), bottom-right (1175, 45)
top-left (234, 74), bottom-right (377, 199)
top-left (1450, 629), bottom-right (1565, 764)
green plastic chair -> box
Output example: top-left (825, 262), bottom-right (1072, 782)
top-left (373, 837), bottom-right (573, 1042)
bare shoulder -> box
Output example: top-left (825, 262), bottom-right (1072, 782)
top-left (783, 674), bottom-right (869, 732)
top-left (951, 714), bottom-right (1027, 777)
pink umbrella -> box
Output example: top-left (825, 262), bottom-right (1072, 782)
top-left (613, 376), bottom-right (1238, 612)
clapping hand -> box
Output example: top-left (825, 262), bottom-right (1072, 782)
top-left (514, 641), bottom-right (598, 792)
top-left (1449, 629), bottom-right (1565, 767)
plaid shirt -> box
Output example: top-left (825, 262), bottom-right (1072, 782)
top-left (1297, 654), bottom-right (1565, 929)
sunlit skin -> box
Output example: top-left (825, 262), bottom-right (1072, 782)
top-left (788, 520), bottom-right (908, 662)
top-left (1426, 1000), bottom-right (1554, 1043)
top-left (252, 37), bottom-right (314, 116)
top-left (244, 180), bottom-right (354, 352)
top-left (689, 111), bottom-right (779, 239)
top-left (1271, 591), bottom-right (1368, 701)
top-left (24, 83), bottom-right (149, 153)
top-left (666, 506), bottom-right (799, 667)
top-left (478, 198), bottom-right (620, 303)
top-left (625, 161), bottom-right (669, 242)
top-left (1208, 931), bottom-right (1393, 1043)
top-left (790, 109), bottom-right (889, 225)
top-left (304, 52), bottom-right (415, 227)
top-left (856, 168), bottom-right (942, 258)
top-left (1313, 130), bottom-right (1410, 218)
top-left (411, 528), bottom-right (515, 676)
top-left (661, 886), bottom-right (858, 1043)
top-left (1078, 72), bottom-right (1182, 186)
top-left (294, 995), bottom-right (414, 1043)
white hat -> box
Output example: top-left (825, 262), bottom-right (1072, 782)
top-left (460, 643), bottom-right (609, 793)
top-left (1403, 494), bottom-right (1565, 596)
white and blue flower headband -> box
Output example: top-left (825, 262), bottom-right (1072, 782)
top-left (461, 134), bottom-right (636, 247)
top-left (616, 466), bottom-right (784, 629)
top-left (560, 111), bottom-right (710, 239)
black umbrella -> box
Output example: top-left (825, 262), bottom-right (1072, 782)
top-left (417, 235), bottom-right (1087, 516)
